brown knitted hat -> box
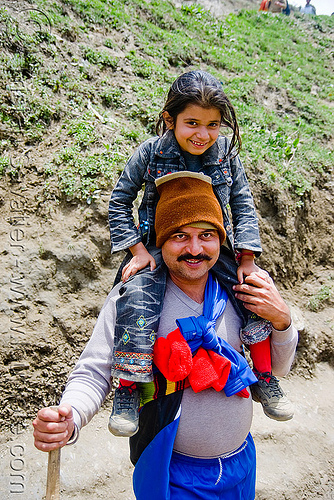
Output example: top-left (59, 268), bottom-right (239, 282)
top-left (155, 172), bottom-right (226, 248)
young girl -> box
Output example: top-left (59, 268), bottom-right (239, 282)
top-left (108, 70), bottom-right (293, 436)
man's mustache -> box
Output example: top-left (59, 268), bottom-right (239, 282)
top-left (177, 253), bottom-right (212, 262)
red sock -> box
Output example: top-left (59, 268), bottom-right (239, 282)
top-left (118, 379), bottom-right (137, 392)
top-left (237, 388), bottom-right (250, 398)
top-left (249, 337), bottom-right (271, 382)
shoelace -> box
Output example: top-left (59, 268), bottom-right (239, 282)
top-left (255, 371), bottom-right (284, 397)
top-left (117, 384), bottom-right (137, 410)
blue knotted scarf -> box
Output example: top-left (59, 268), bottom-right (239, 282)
top-left (176, 273), bottom-right (257, 396)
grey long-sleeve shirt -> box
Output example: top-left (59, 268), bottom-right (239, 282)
top-left (61, 279), bottom-right (298, 457)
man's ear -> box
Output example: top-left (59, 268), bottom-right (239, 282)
top-left (162, 111), bottom-right (174, 130)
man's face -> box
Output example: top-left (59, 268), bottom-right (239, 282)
top-left (161, 225), bottom-right (221, 287)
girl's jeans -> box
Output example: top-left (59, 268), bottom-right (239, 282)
top-left (110, 246), bottom-right (247, 382)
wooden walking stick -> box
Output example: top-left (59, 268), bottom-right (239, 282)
top-left (46, 448), bottom-right (61, 500)
top-left (46, 406), bottom-right (61, 500)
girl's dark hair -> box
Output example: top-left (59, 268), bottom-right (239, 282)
top-left (156, 70), bottom-right (241, 156)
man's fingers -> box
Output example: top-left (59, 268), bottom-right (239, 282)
top-left (57, 403), bottom-right (73, 418)
top-left (234, 283), bottom-right (266, 298)
top-left (33, 420), bottom-right (71, 452)
top-left (34, 441), bottom-right (55, 452)
top-left (244, 270), bottom-right (272, 286)
top-left (233, 272), bottom-right (273, 299)
top-left (34, 405), bottom-right (71, 424)
top-left (237, 267), bottom-right (244, 284)
top-left (33, 418), bottom-right (67, 433)
top-left (33, 404), bottom-right (74, 452)
top-left (33, 427), bottom-right (68, 442)
top-left (234, 292), bottom-right (257, 304)
top-left (34, 439), bottom-right (65, 452)
top-left (43, 404), bottom-right (71, 420)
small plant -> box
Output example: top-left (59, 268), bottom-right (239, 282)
top-left (267, 131), bottom-right (299, 161)
top-left (80, 45), bottom-right (118, 69)
top-left (307, 286), bottom-right (332, 312)
top-left (0, 156), bottom-right (10, 175)
top-left (123, 129), bottom-right (140, 142)
top-left (66, 117), bottom-right (98, 147)
top-left (6, 158), bottom-right (20, 180)
top-left (126, 52), bottom-right (154, 78)
top-left (104, 38), bottom-right (114, 49)
top-left (51, 145), bottom-right (126, 202)
top-left (101, 87), bottom-right (124, 108)
top-left (181, 4), bottom-right (209, 20)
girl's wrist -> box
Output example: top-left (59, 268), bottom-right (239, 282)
top-left (129, 242), bottom-right (147, 257)
top-left (236, 250), bottom-right (255, 264)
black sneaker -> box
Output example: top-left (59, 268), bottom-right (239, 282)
top-left (108, 384), bottom-right (140, 437)
top-left (251, 372), bottom-right (294, 421)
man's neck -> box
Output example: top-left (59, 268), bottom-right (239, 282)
top-left (168, 272), bottom-right (208, 304)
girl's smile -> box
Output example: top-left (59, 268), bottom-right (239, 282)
top-left (163, 104), bottom-right (221, 156)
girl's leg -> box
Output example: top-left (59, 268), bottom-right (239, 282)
top-left (211, 246), bottom-right (248, 323)
top-left (108, 379), bottom-right (140, 437)
top-left (111, 248), bottom-right (166, 382)
top-left (109, 249), bottom-right (166, 436)
top-left (213, 248), bottom-right (293, 421)
top-left (248, 337), bottom-right (271, 380)
top-left (248, 337), bottom-right (294, 421)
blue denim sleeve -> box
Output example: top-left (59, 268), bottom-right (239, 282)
top-left (108, 139), bottom-right (153, 253)
top-left (229, 154), bottom-right (262, 255)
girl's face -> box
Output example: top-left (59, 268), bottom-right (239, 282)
top-left (163, 104), bottom-right (221, 155)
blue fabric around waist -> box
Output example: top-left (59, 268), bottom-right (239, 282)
top-left (172, 437), bottom-right (249, 466)
top-left (133, 426), bottom-right (256, 500)
top-left (132, 407), bottom-right (180, 500)
top-left (169, 434), bottom-right (256, 500)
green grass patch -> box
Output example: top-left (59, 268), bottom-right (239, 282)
top-left (81, 46), bottom-right (118, 69)
top-left (0, 1), bottom-right (333, 204)
top-left (48, 145), bottom-right (122, 202)
top-left (0, 156), bottom-right (10, 175)
top-left (307, 285), bottom-right (333, 312)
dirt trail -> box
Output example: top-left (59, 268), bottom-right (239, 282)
top-left (1, 363), bottom-right (333, 499)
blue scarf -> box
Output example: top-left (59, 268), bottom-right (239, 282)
top-left (176, 274), bottom-right (257, 396)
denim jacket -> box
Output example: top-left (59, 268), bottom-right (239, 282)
top-left (109, 130), bottom-right (262, 255)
